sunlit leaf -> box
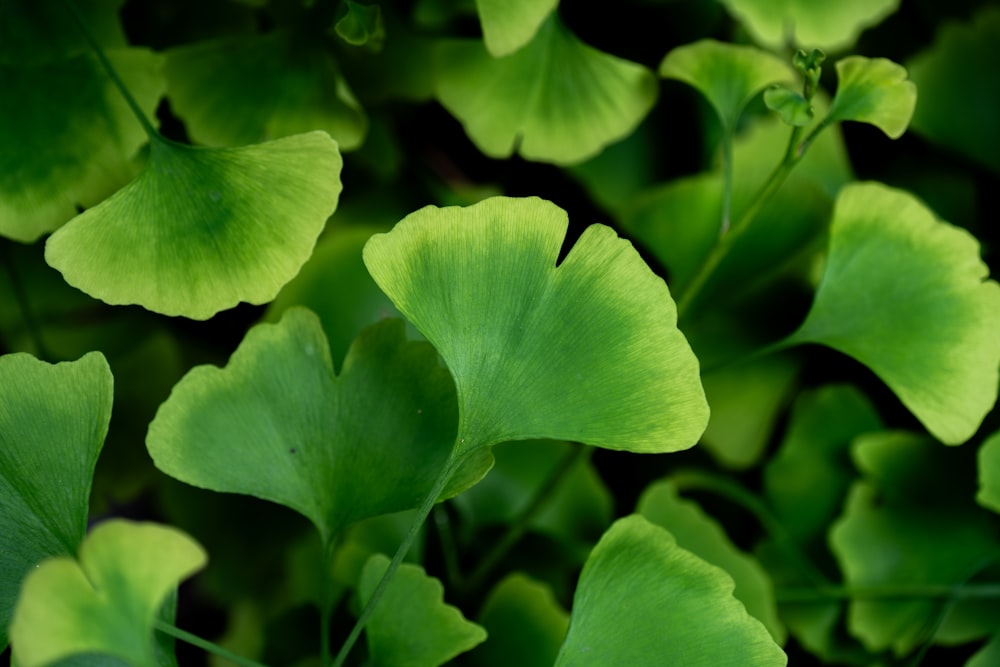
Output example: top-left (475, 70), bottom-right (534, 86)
top-left (0, 352), bottom-right (113, 652)
top-left (786, 182), bottom-right (1000, 445)
top-left (359, 554), bottom-right (487, 667)
top-left (978, 430), bottom-right (1000, 513)
top-left (822, 56), bottom-right (916, 139)
top-left (45, 132), bottom-right (342, 320)
top-left (471, 574), bottom-right (569, 667)
top-left (9, 520), bottom-right (206, 667)
top-left (434, 14), bottom-right (657, 164)
top-left (474, 0), bottom-right (559, 56)
top-left (555, 515), bottom-right (786, 666)
top-left (363, 196), bottom-right (709, 455)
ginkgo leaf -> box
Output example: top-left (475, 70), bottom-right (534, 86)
top-left (434, 14), bottom-right (657, 165)
top-left (363, 196), bottom-right (709, 456)
top-left (659, 39), bottom-right (794, 133)
top-left (822, 56), bottom-right (916, 139)
top-left (0, 0), bottom-right (127, 64)
top-left (164, 31), bottom-right (367, 150)
top-left (45, 132), bottom-right (342, 320)
top-left (147, 308), bottom-right (490, 546)
top-left (359, 554), bottom-right (487, 667)
top-left (474, 0), bottom-right (559, 56)
top-left (9, 520), bottom-right (206, 667)
top-left (716, 0), bottom-right (900, 51)
top-left (785, 182), bottom-right (1000, 445)
top-left (473, 574), bottom-right (569, 667)
top-left (0, 352), bottom-right (113, 652)
top-left (335, 0), bottom-right (385, 50)
top-left (554, 515), bottom-right (787, 666)
top-left (977, 430), bottom-right (1000, 513)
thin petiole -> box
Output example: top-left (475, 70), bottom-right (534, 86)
top-left (153, 619), bottom-right (272, 667)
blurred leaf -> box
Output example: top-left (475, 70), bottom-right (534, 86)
top-left (45, 132), bottom-right (342, 320)
top-left (968, 634), bottom-right (1000, 667)
top-left (555, 515), bottom-right (787, 665)
top-left (363, 196), bottom-right (709, 455)
top-left (0, 0), bottom-right (127, 64)
top-left (474, 0), bottom-right (559, 56)
top-left (786, 182), bottom-right (1000, 445)
top-left (764, 85), bottom-right (813, 126)
top-left (907, 8), bottom-right (1000, 175)
top-left (334, 1), bottom-right (385, 50)
top-left (0, 352), bottom-right (113, 652)
top-left (9, 520), bottom-right (206, 667)
top-left (340, 10), bottom-right (436, 102)
top-left (359, 554), bottom-right (487, 667)
top-left (823, 56), bottom-right (916, 139)
top-left (471, 573), bottom-right (569, 667)
top-left (978, 430), bottom-right (1000, 513)
top-left (434, 15), bottom-right (657, 164)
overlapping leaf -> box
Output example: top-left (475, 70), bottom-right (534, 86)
top-left (823, 56), bottom-right (916, 139)
top-left (472, 574), bottom-right (569, 667)
top-left (474, 0), bottom-right (559, 56)
top-left (978, 430), bottom-right (1000, 513)
top-left (363, 196), bottom-right (709, 455)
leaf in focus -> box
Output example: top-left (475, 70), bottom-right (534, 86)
top-left (659, 39), bottom-right (794, 133)
top-left (764, 85), bottom-right (813, 126)
top-left (147, 308), bottom-right (486, 546)
top-left (434, 15), bottom-right (657, 165)
top-left (978, 430), bottom-right (1000, 513)
top-left (906, 8), bottom-right (1000, 175)
top-left (555, 515), bottom-right (786, 666)
top-left (471, 574), bottom-right (569, 667)
top-left (164, 31), bottom-right (367, 150)
top-left (474, 0), bottom-right (559, 56)
top-left (0, 352), bottom-right (113, 652)
top-left (823, 56), bottom-right (916, 139)
top-left (785, 182), bottom-right (1000, 445)
top-left (9, 520), bottom-right (205, 667)
top-left (363, 196), bottom-right (709, 455)
top-left (359, 554), bottom-right (487, 667)
top-left (637, 480), bottom-right (785, 643)
top-left (716, 0), bottom-right (900, 52)
top-left (45, 132), bottom-right (342, 320)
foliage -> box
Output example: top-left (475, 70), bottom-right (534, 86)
top-left (2, 0), bottom-right (1000, 666)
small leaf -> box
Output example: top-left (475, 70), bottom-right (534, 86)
top-left (45, 132), bottom-right (342, 320)
top-left (0, 352), bottom-right (113, 651)
top-left (472, 574), bottom-right (569, 667)
top-left (823, 56), bottom-right (916, 139)
top-left (363, 196), bottom-right (709, 455)
top-left (359, 554), bottom-right (487, 667)
top-left (335, 1), bottom-right (385, 50)
top-left (764, 85), bottom-right (813, 126)
top-left (977, 430), bottom-right (1000, 513)
top-left (474, 0), bottom-right (559, 56)
top-left (554, 515), bottom-right (787, 666)
top-left (9, 520), bottom-right (206, 667)
top-left (660, 39), bottom-right (794, 133)
top-left (434, 14), bottom-right (657, 164)
top-left (786, 182), bottom-right (1000, 445)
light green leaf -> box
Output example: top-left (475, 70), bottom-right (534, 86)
top-left (9, 520), bottom-right (206, 667)
top-left (786, 182), bottom-right (1000, 445)
top-left (164, 31), bottom-right (367, 150)
top-left (555, 515), bottom-right (786, 666)
top-left (764, 85), bottom-right (813, 126)
top-left (717, 0), bottom-right (899, 51)
top-left (0, 352), bottom-right (113, 652)
top-left (362, 196), bottom-right (709, 455)
top-left (474, 0), bottom-right (559, 56)
top-left (977, 430), bottom-right (1000, 513)
top-left (659, 39), bottom-right (794, 133)
top-left (434, 15), bottom-right (657, 165)
top-left (359, 554), bottom-right (487, 667)
top-left (823, 56), bottom-right (916, 139)
top-left (472, 574), bottom-right (569, 667)
top-left (147, 308), bottom-right (487, 546)
top-left (45, 132), bottom-right (342, 320)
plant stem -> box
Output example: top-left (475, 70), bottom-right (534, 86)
top-left (62, 0), bottom-right (160, 140)
top-left (719, 129), bottom-right (735, 236)
top-left (0, 241), bottom-right (53, 361)
top-left (331, 456), bottom-right (460, 667)
top-left (153, 619), bottom-right (271, 667)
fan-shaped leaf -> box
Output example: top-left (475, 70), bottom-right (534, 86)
top-left (786, 182), bottom-right (1000, 445)
top-left (977, 430), bottom-right (1000, 513)
top-left (434, 15), bottom-right (657, 164)
top-left (45, 132), bottom-right (342, 320)
top-left (362, 196), bottom-right (709, 455)
top-left (472, 574), bottom-right (569, 667)
top-left (823, 56), bottom-right (916, 139)
top-left (474, 0), bottom-right (559, 56)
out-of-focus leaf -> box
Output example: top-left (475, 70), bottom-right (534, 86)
top-left (474, 0), bottom-right (559, 56)
top-left (335, 0), bottom-right (385, 50)
top-left (977, 430), bottom-right (1000, 513)
top-left (764, 85), bottom-right (813, 126)
top-left (471, 574), bottom-right (569, 667)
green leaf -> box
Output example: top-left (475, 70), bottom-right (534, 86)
top-left (907, 8), bottom-right (1000, 175)
top-left (786, 182), bottom-right (1000, 445)
top-left (472, 574), bottom-right (569, 667)
top-left (164, 31), bottom-right (367, 150)
top-left (9, 520), bottom-right (206, 667)
top-left (637, 480), bottom-right (785, 643)
top-left (659, 39), bottom-right (794, 133)
top-left (359, 554), bottom-right (487, 667)
top-left (764, 85), bottom-right (813, 126)
top-left (823, 56), bottom-right (916, 139)
top-left (716, 0), bottom-right (900, 51)
top-left (555, 515), bottom-right (786, 666)
top-left (335, 0), bottom-right (385, 50)
top-left (434, 15), bottom-right (657, 164)
top-left (474, 0), bottom-right (559, 56)
top-left (977, 430), bottom-right (1000, 513)
top-left (0, 0), bottom-right (128, 64)
top-left (45, 132), bottom-right (342, 320)
top-left (146, 308), bottom-right (487, 545)
top-left (0, 352), bottom-right (113, 651)
top-left (362, 196), bottom-right (709, 455)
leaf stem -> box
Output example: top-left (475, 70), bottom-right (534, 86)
top-left (62, 0), bottom-right (160, 140)
top-left (153, 619), bottom-right (272, 667)
top-left (719, 129), bottom-right (735, 236)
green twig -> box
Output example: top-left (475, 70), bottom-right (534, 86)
top-left (153, 619), bottom-right (271, 667)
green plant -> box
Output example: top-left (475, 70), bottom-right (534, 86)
top-left (3, 0), bottom-right (1000, 665)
